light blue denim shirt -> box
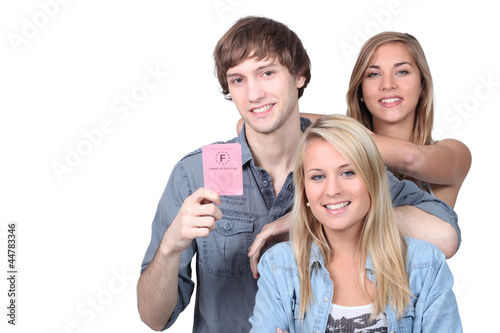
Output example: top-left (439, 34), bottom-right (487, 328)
top-left (140, 119), bottom-right (460, 333)
top-left (250, 238), bottom-right (462, 333)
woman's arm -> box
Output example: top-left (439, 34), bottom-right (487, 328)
top-left (239, 114), bottom-right (471, 191)
top-left (249, 251), bottom-right (291, 332)
top-left (373, 135), bottom-right (471, 207)
top-left (372, 135), bottom-right (471, 186)
top-left (412, 244), bottom-right (462, 331)
top-left (288, 114), bottom-right (472, 192)
top-left (248, 213), bottom-right (291, 279)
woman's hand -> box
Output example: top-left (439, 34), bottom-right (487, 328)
top-left (248, 213), bottom-right (291, 278)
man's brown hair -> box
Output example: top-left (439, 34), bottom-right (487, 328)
top-left (214, 16), bottom-right (311, 100)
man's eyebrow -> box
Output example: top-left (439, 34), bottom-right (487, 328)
top-left (256, 63), bottom-right (280, 71)
top-left (227, 62), bottom-right (280, 78)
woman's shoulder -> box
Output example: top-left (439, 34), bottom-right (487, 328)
top-left (404, 237), bottom-right (446, 269)
top-left (259, 241), bottom-right (299, 271)
top-left (404, 237), bottom-right (455, 302)
top-left (261, 241), bottom-right (293, 261)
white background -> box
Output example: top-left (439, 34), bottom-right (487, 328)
top-left (1, 0), bottom-right (498, 332)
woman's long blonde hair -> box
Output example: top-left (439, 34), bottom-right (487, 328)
top-left (290, 115), bottom-right (412, 320)
top-left (346, 32), bottom-right (434, 181)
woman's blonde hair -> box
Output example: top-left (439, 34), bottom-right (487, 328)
top-left (346, 31), bottom-right (434, 181)
top-left (290, 115), bottom-right (412, 319)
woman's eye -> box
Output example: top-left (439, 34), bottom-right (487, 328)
top-left (311, 174), bottom-right (325, 181)
top-left (396, 70), bottom-right (409, 75)
top-left (341, 170), bottom-right (355, 177)
top-left (366, 72), bottom-right (380, 78)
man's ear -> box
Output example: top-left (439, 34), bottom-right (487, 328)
top-left (296, 75), bottom-right (306, 89)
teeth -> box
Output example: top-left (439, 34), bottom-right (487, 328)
top-left (252, 104), bottom-right (273, 113)
top-left (380, 98), bottom-right (402, 103)
top-left (325, 202), bottom-right (350, 210)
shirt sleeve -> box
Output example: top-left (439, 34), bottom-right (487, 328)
top-left (140, 160), bottom-right (196, 330)
top-left (249, 250), bottom-right (291, 332)
top-left (413, 243), bottom-right (463, 332)
top-left (386, 170), bottom-right (461, 250)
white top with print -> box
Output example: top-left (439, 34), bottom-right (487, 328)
top-left (325, 303), bottom-right (388, 333)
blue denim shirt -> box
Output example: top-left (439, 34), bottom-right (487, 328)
top-left (250, 238), bottom-right (462, 333)
top-left (140, 118), bottom-right (460, 333)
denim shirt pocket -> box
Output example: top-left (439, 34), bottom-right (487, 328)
top-left (202, 210), bottom-right (258, 278)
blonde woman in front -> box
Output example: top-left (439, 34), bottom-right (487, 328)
top-left (249, 115), bottom-right (461, 332)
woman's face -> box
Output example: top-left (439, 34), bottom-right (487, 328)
top-left (361, 42), bottom-right (422, 131)
top-left (303, 139), bottom-right (370, 238)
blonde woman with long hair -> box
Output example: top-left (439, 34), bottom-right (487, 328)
top-left (250, 115), bottom-right (461, 332)
top-left (299, 32), bottom-right (471, 208)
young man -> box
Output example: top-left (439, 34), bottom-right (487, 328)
top-left (137, 17), bottom-right (460, 332)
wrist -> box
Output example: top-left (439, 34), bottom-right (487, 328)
top-left (158, 234), bottom-right (184, 257)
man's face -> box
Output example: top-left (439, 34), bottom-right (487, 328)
top-left (226, 57), bottom-right (305, 135)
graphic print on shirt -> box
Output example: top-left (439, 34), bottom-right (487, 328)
top-left (324, 312), bottom-right (387, 333)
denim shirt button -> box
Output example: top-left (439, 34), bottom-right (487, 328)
top-left (224, 223), bottom-right (231, 230)
top-left (323, 297), bottom-right (329, 302)
top-left (287, 184), bottom-right (293, 190)
top-left (262, 180), bottom-right (269, 187)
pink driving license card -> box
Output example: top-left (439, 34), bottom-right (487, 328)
top-left (202, 143), bottom-right (243, 196)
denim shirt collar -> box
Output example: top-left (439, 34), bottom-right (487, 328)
top-left (309, 241), bottom-right (326, 268)
top-left (236, 124), bottom-right (253, 167)
top-left (237, 117), bottom-right (313, 167)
